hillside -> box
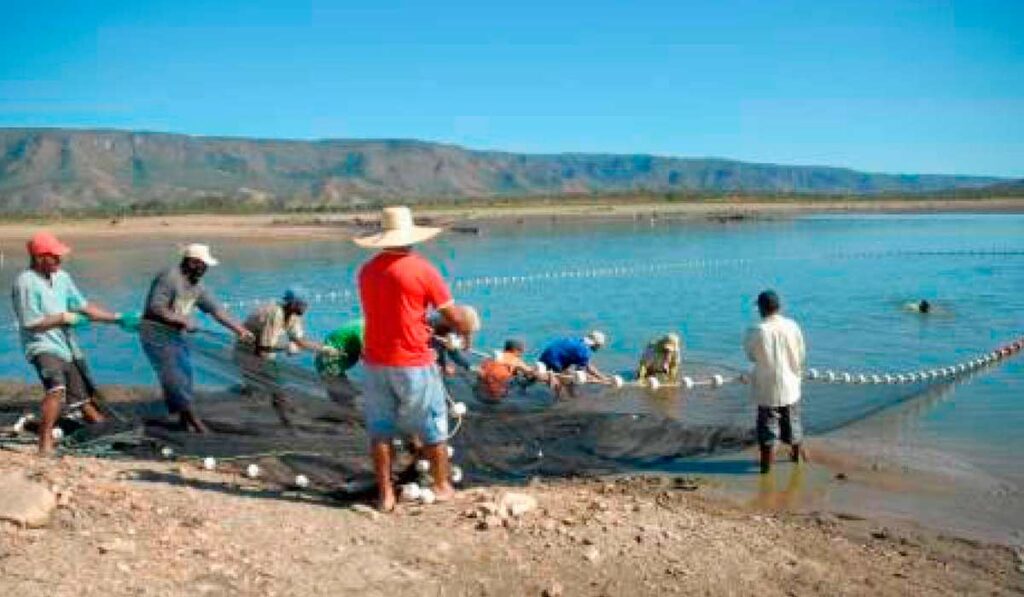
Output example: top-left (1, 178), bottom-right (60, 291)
top-left (0, 128), bottom-right (1007, 213)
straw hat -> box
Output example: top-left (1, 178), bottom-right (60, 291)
top-left (353, 206), bottom-right (442, 249)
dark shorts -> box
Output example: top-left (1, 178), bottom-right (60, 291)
top-left (31, 354), bottom-right (93, 404)
top-left (756, 403), bottom-right (803, 447)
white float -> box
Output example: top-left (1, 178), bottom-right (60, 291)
top-left (246, 464), bottom-right (260, 479)
top-left (295, 474), bottom-right (309, 488)
top-left (160, 446), bottom-right (174, 459)
top-left (202, 457), bottom-right (217, 471)
top-left (401, 483), bottom-right (421, 502)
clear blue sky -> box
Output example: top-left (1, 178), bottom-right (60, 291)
top-left (1, 0), bottom-right (1022, 177)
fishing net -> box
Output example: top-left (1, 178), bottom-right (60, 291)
top-left (1, 245), bottom-right (1020, 494)
top-left (1, 318), bottom-right (1001, 496)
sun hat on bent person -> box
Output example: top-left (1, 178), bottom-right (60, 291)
top-left (27, 231), bottom-right (71, 257)
top-left (181, 243), bottom-right (220, 266)
top-left (353, 206), bottom-right (442, 249)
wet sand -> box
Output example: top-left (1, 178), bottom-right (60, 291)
top-left (0, 197), bottom-right (1022, 245)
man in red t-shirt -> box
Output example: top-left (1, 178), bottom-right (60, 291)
top-left (355, 206), bottom-right (473, 512)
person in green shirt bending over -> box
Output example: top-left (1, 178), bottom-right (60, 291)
top-left (315, 318), bottom-right (365, 409)
top-left (10, 232), bottom-right (128, 454)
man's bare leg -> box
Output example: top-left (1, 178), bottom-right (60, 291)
top-left (38, 389), bottom-right (63, 454)
top-left (759, 444), bottom-right (774, 474)
top-left (270, 392), bottom-right (294, 427)
top-left (179, 408), bottom-right (209, 434)
top-left (422, 442), bottom-right (455, 501)
top-left (81, 400), bottom-right (107, 424)
top-left (372, 440), bottom-right (396, 512)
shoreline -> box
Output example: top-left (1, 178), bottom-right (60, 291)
top-left (0, 197), bottom-right (1021, 243)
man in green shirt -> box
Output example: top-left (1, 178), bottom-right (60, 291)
top-left (10, 232), bottom-right (124, 453)
top-left (315, 318), bottom-right (365, 408)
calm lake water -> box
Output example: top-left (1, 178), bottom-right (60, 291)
top-left (1, 213), bottom-right (1022, 540)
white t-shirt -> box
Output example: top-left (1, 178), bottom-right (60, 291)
top-left (241, 303), bottom-right (304, 358)
top-left (744, 314), bottom-right (806, 408)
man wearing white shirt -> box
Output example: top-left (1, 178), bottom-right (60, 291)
top-left (744, 290), bottom-right (806, 474)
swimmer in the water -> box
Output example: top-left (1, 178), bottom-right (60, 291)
top-left (904, 299), bottom-right (932, 314)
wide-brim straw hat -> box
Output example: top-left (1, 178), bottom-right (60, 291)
top-left (353, 206), bottom-right (442, 249)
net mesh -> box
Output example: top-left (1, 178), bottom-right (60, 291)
top-left (0, 321), bottom-right (977, 492)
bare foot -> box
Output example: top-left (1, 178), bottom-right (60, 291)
top-left (38, 437), bottom-right (55, 455)
top-left (433, 482), bottom-right (455, 502)
top-left (377, 490), bottom-right (397, 513)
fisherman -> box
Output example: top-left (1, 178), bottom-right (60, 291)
top-left (11, 232), bottom-right (127, 453)
top-left (139, 244), bottom-right (253, 434)
top-left (744, 290), bottom-right (806, 474)
top-left (538, 331), bottom-right (613, 398)
top-left (636, 333), bottom-right (683, 384)
top-left (430, 305), bottom-right (481, 376)
top-left (355, 206), bottom-right (474, 512)
top-left (315, 318), bottom-right (365, 408)
top-left (235, 287), bottom-right (337, 425)
top-left (475, 339), bottom-right (535, 402)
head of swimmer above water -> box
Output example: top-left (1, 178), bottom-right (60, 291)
top-left (918, 299), bottom-right (931, 314)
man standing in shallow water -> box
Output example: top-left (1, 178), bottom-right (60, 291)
top-left (355, 206), bottom-right (473, 512)
top-left (140, 244), bottom-right (253, 433)
top-left (11, 232), bottom-right (125, 453)
top-left (744, 290), bottom-right (806, 474)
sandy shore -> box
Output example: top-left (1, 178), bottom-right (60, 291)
top-left (2, 445), bottom-right (1023, 597)
top-left (0, 197), bottom-right (1021, 244)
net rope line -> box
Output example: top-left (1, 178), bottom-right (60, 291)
top-left (442, 332), bottom-right (1024, 391)
top-left (218, 246), bottom-right (1024, 311)
top-left (0, 246), bottom-right (1020, 331)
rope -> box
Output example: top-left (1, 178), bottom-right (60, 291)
top-left (804, 335), bottom-right (1024, 386)
top-left (436, 333), bottom-right (1024, 393)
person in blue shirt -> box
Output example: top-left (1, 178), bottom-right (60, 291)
top-left (10, 232), bottom-right (125, 454)
top-left (538, 330), bottom-right (613, 398)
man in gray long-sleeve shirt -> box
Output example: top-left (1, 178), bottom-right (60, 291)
top-left (140, 243), bottom-right (252, 433)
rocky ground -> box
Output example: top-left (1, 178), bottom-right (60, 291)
top-left (2, 446), bottom-right (1023, 597)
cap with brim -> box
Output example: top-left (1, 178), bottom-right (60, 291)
top-left (353, 206), bottom-right (442, 249)
top-left (181, 243), bottom-right (220, 266)
top-left (27, 232), bottom-right (71, 257)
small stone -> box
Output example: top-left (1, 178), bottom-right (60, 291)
top-left (583, 546), bottom-right (601, 563)
top-left (350, 504), bottom-right (381, 521)
top-left (0, 473), bottom-right (57, 528)
top-left (542, 581), bottom-right (564, 597)
top-left (476, 515), bottom-right (503, 531)
top-left (98, 538), bottom-right (136, 555)
top-left (498, 492), bottom-right (538, 518)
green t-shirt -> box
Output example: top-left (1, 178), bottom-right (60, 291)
top-left (11, 269), bottom-right (88, 362)
top-left (315, 319), bottom-right (365, 377)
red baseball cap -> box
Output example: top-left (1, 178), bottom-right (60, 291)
top-left (26, 231), bottom-right (71, 257)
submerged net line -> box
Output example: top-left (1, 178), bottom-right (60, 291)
top-left (212, 246), bottom-right (1024, 313)
top-left (0, 246), bottom-right (1020, 332)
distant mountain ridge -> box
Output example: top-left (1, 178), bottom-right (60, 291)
top-left (0, 127), bottom-right (1009, 213)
